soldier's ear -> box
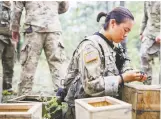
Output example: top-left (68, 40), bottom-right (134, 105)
top-left (110, 19), bottom-right (117, 28)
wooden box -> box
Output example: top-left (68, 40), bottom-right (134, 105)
top-left (7, 95), bottom-right (52, 116)
top-left (7, 95), bottom-right (63, 119)
top-left (122, 83), bottom-right (161, 119)
top-left (7, 95), bottom-right (53, 103)
top-left (0, 103), bottom-right (42, 119)
top-left (75, 96), bottom-right (132, 119)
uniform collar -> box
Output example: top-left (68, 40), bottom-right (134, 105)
top-left (98, 28), bottom-right (119, 49)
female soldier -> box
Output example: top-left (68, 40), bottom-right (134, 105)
top-left (64, 7), bottom-right (147, 119)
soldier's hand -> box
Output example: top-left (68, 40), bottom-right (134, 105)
top-left (122, 70), bottom-right (147, 83)
top-left (12, 31), bottom-right (19, 43)
top-left (155, 35), bottom-right (161, 44)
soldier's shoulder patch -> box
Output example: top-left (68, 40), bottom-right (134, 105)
top-left (84, 51), bottom-right (98, 63)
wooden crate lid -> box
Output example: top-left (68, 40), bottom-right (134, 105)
top-left (125, 83), bottom-right (161, 91)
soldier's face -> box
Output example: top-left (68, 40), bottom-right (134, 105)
top-left (109, 19), bottom-right (134, 43)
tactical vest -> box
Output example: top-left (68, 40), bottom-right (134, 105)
top-left (0, 1), bottom-right (11, 36)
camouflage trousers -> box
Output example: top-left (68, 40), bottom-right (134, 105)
top-left (64, 105), bottom-right (75, 119)
top-left (140, 36), bottom-right (160, 85)
top-left (0, 40), bottom-right (15, 90)
top-left (18, 31), bottom-right (66, 95)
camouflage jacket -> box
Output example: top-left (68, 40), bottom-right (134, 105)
top-left (64, 29), bottom-right (133, 105)
top-left (0, 1), bottom-right (11, 44)
top-left (140, 1), bottom-right (160, 39)
top-left (11, 1), bottom-right (69, 32)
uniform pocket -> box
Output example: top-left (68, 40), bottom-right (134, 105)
top-left (141, 37), bottom-right (155, 50)
top-left (54, 37), bottom-right (66, 62)
top-left (20, 44), bottom-right (30, 66)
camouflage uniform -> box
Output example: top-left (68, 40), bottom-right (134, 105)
top-left (64, 29), bottom-right (133, 119)
top-left (11, 1), bottom-right (68, 95)
top-left (140, 1), bottom-right (160, 85)
top-left (0, 1), bottom-right (14, 90)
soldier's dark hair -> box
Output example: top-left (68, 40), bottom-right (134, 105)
top-left (97, 7), bottom-right (134, 30)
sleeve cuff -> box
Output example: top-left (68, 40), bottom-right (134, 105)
top-left (104, 76), bottom-right (120, 96)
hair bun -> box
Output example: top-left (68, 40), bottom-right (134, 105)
top-left (97, 12), bottom-right (107, 22)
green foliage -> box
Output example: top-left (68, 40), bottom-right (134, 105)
top-left (40, 96), bottom-right (67, 119)
top-left (2, 90), bottom-right (12, 96)
top-left (59, 2), bottom-right (106, 57)
top-left (59, 1), bottom-right (144, 69)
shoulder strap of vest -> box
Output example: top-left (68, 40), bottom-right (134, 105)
top-left (98, 43), bottom-right (105, 68)
top-left (94, 32), bottom-right (115, 50)
top-left (72, 39), bottom-right (88, 57)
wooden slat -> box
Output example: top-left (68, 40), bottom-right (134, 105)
top-left (0, 104), bottom-right (32, 110)
top-left (122, 85), bottom-right (137, 109)
top-left (0, 103), bottom-right (42, 119)
top-left (136, 90), bottom-right (160, 111)
top-left (132, 110), bottom-right (160, 119)
top-left (122, 83), bottom-right (161, 119)
top-left (122, 84), bottom-right (160, 111)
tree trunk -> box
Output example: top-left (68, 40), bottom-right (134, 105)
top-left (120, 1), bottom-right (125, 7)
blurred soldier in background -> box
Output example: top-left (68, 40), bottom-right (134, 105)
top-left (0, 1), bottom-right (14, 92)
top-left (140, 1), bottom-right (160, 85)
top-left (11, 1), bottom-right (69, 95)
